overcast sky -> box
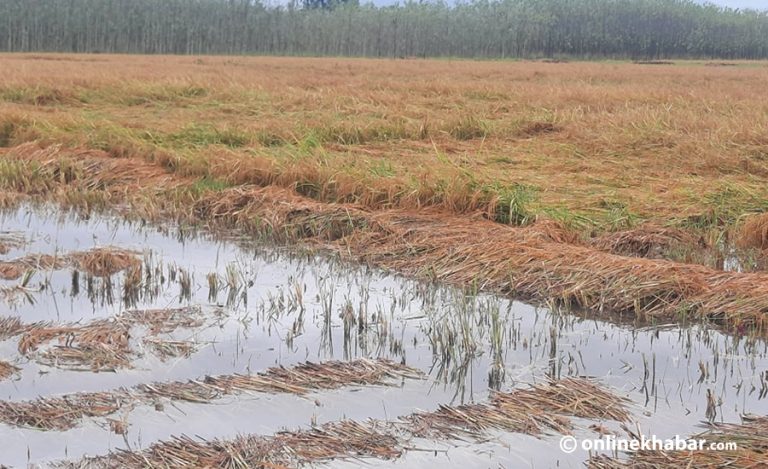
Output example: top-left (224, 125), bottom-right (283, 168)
top-left (700, 0), bottom-right (767, 9)
top-left (368, 0), bottom-right (767, 11)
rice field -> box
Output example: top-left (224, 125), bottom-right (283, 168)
top-left (0, 54), bottom-right (767, 467)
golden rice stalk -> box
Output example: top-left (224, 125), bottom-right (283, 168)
top-left (0, 360), bottom-right (20, 381)
top-left (736, 212), bottom-right (768, 251)
top-left (589, 415), bottom-right (768, 469)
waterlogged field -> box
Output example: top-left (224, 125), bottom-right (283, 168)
top-left (0, 206), bottom-right (764, 467)
top-left (0, 54), bottom-right (768, 468)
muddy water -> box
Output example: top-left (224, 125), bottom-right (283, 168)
top-left (0, 206), bottom-right (766, 468)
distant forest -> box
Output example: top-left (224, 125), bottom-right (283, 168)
top-left (1, 0), bottom-right (767, 59)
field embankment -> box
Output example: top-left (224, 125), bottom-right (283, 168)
top-left (1, 141), bottom-right (767, 335)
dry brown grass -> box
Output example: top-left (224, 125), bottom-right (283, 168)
top-left (70, 248), bottom-right (142, 278)
top-left (1, 54), bottom-right (767, 229)
top-left (0, 316), bottom-right (26, 340)
top-left (14, 306), bottom-right (208, 371)
top-left (509, 378), bottom-right (631, 422)
top-left (0, 392), bottom-right (127, 431)
top-left (19, 320), bottom-right (132, 371)
top-left (736, 213), bottom-right (768, 251)
top-left (0, 232), bottom-right (25, 255)
top-left (406, 377), bottom-right (629, 440)
top-left (136, 359), bottom-right (423, 403)
top-left (67, 420), bottom-right (401, 469)
top-left (141, 338), bottom-right (197, 361)
top-left (0, 253), bottom-right (68, 280)
top-left (2, 142), bottom-right (190, 196)
top-left (125, 307), bottom-right (206, 335)
top-left (0, 246), bottom-right (141, 280)
top-left (0, 360), bottom-right (19, 381)
top-left (591, 225), bottom-right (703, 259)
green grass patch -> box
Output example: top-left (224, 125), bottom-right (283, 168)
top-left (149, 124), bottom-right (251, 149)
top-left (489, 182), bottom-right (539, 226)
top-left (447, 116), bottom-right (490, 141)
top-left (595, 199), bottom-right (640, 231)
top-left (191, 176), bottom-right (232, 195)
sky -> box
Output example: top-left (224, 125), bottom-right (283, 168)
top-left (700, 0), bottom-right (767, 9)
top-left (368, 0), bottom-right (767, 11)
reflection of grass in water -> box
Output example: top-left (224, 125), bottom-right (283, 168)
top-left (0, 269), bottom-right (37, 307)
top-left (224, 262), bottom-right (240, 307)
top-left (488, 302), bottom-right (506, 390)
top-left (424, 290), bottom-right (517, 402)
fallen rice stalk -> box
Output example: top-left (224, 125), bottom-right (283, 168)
top-left (0, 253), bottom-right (66, 280)
top-left (0, 316), bottom-right (26, 340)
top-left (64, 420), bottom-right (401, 469)
top-left (736, 212), bottom-right (768, 252)
top-left (406, 377), bottom-right (630, 440)
top-left (18, 319), bottom-right (132, 371)
top-left (141, 337), bottom-right (197, 361)
top-left (589, 414), bottom-right (768, 468)
top-left (15, 306), bottom-right (208, 371)
top-left (4, 143), bottom-right (191, 196)
top-left (590, 225), bottom-right (703, 259)
top-left (0, 247), bottom-right (141, 280)
top-left (511, 378), bottom-right (632, 423)
top-left (56, 377), bottom-right (630, 468)
top-left (188, 185), bottom-right (768, 333)
top-left (0, 360), bottom-right (20, 381)
top-left (0, 269), bottom-right (38, 306)
top-left (70, 248), bottom-right (142, 278)
top-left (6, 147), bottom-right (768, 333)
top-left (0, 391), bottom-right (129, 431)
top-left (0, 231), bottom-right (26, 255)
top-left (0, 359), bottom-right (423, 431)
top-left (123, 306), bottom-right (206, 335)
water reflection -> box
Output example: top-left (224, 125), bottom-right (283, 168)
top-left (0, 205), bottom-right (766, 467)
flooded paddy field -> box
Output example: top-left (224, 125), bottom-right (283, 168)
top-left (0, 205), bottom-right (765, 468)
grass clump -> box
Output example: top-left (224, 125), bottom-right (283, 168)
top-left (736, 212), bottom-right (768, 251)
top-left (0, 86), bottom-right (80, 106)
top-left (683, 185), bottom-right (766, 230)
top-left (163, 124), bottom-right (251, 149)
top-left (190, 176), bottom-right (232, 195)
top-left (515, 120), bottom-right (561, 137)
top-left (0, 121), bottom-right (16, 147)
top-left (491, 183), bottom-right (539, 226)
top-left (0, 114), bottom-right (32, 148)
top-left (0, 161), bottom-right (54, 194)
top-left (597, 199), bottom-right (640, 231)
top-left (447, 116), bottom-right (490, 140)
top-left (310, 121), bottom-right (412, 145)
top-left (540, 207), bottom-right (595, 234)
top-left (119, 84), bottom-right (209, 106)
top-left (255, 130), bottom-right (286, 147)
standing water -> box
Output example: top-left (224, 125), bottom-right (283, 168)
top-left (0, 205), bottom-right (765, 468)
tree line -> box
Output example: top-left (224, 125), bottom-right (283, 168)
top-left (1, 0), bottom-right (767, 59)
